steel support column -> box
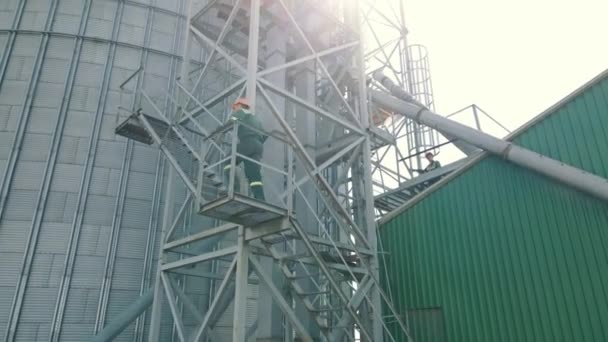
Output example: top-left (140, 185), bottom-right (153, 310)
top-left (251, 2), bottom-right (291, 340)
top-left (246, 0), bottom-right (261, 108)
top-left (250, 257), bottom-right (314, 342)
top-left (233, 226), bottom-right (250, 342)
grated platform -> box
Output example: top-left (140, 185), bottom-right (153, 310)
top-left (115, 113), bottom-right (171, 145)
top-left (199, 193), bottom-right (287, 226)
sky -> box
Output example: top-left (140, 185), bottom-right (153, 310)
top-left (365, 0), bottom-right (607, 183)
top-left (402, 0), bottom-right (608, 132)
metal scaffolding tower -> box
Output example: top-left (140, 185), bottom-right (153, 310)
top-left (114, 0), bottom-right (423, 340)
top-left (360, 0), bottom-right (444, 196)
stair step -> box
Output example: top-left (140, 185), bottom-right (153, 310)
top-left (296, 290), bottom-right (331, 297)
top-left (261, 234), bottom-right (297, 244)
top-left (310, 306), bottom-right (345, 313)
top-left (262, 240), bottom-right (354, 332)
top-left (205, 177), bottom-right (223, 186)
top-left (287, 272), bottom-right (323, 280)
top-left (279, 252), bottom-right (310, 262)
top-left (202, 169), bottom-right (216, 177)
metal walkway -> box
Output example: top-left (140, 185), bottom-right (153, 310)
top-left (374, 159), bottom-right (468, 213)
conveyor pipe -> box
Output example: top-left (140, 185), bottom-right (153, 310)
top-left (371, 72), bottom-right (608, 202)
top-left (373, 71), bottom-right (478, 155)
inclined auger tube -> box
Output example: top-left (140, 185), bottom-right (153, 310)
top-left (372, 71), bottom-right (479, 155)
top-left (373, 70), bottom-right (427, 108)
top-left (371, 72), bottom-right (608, 203)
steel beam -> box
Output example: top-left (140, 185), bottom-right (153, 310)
top-left (191, 0), bottom-right (217, 22)
top-left (258, 41), bottom-right (358, 77)
top-left (186, 0), bottom-right (244, 110)
top-left (160, 273), bottom-right (187, 342)
top-left (181, 78), bottom-right (246, 124)
top-left (190, 26), bottom-right (246, 74)
top-left (355, 3), bottom-right (412, 338)
top-left (164, 194), bottom-right (193, 244)
top-left (289, 136), bottom-right (364, 198)
top-left (315, 134), bottom-right (362, 165)
top-left (249, 256), bottom-right (313, 342)
top-left (233, 226), bottom-right (250, 342)
top-left (161, 246), bottom-right (238, 271)
top-left (259, 79), bottom-right (364, 135)
top-left (275, 0), bottom-right (361, 127)
top-left (258, 83), bottom-right (372, 250)
top-left (164, 223), bottom-right (238, 251)
top-left (244, 217), bottom-right (291, 241)
top-left (245, 0), bottom-right (261, 109)
top-left (176, 81), bottom-right (222, 128)
top-left (288, 218), bottom-right (374, 341)
top-left (190, 257), bottom-right (237, 342)
top-left (330, 277), bottom-right (374, 342)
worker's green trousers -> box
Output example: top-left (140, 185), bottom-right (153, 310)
top-left (224, 138), bottom-right (265, 201)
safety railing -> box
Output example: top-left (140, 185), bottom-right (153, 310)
top-left (195, 120), bottom-right (296, 226)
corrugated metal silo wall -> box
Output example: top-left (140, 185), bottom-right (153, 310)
top-left (0, 0), bottom-right (192, 341)
top-left (379, 74), bottom-right (608, 341)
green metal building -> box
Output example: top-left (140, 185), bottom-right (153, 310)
top-left (379, 70), bottom-right (608, 341)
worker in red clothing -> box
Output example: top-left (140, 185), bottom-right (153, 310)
top-left (223, 98), bottom-right (267, 200)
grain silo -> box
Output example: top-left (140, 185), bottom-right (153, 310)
top-left (0, 0), bottom-right (191, 340)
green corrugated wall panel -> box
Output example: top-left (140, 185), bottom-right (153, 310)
top-left (514, 75), bottom-right (608, 177)
top-left (380, 73), bottom-right (608, 341)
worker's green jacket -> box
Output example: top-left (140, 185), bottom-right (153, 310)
top-left (231, 109), bottom-right (267, 143)
top-left (424, 160), bottom-right (441, 172)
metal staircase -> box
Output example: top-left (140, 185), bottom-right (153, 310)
top-left (111, 0), bottom-right (419, 340)
top-left (374, 159), bottom-right (468, 213)
top-left (116, 94), bottom-right (410, 340)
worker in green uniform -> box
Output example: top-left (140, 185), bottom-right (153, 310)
top-left (224, 98), bottom-right (267, 200)
top-left (414, 152), bottom-right (442, 187)
top-left (421, 152), bottom-right (441, 173)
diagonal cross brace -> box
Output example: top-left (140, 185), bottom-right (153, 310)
top-left (259, 240), bottom-right (338, 334)
top-left (249, 256), bottom-right (314, 342)
top-left (180, 78), bottom-right (246, 125)
top-left (190, 26), bottom-right (247, 76)
top-left (186, 0), bottom-right (245, 110)
top-left (330, 277), bottom-right (373, 341)
top-left (257, 83), bottom-right (371, 250)
top-left (259, 79), bottom-right (364, 135)
top-left (259, 82), bottom-right (413, 340)
top-left (281, 136), bottom-right (364, 201)
top-left (190, 257), bottom-right (237, 342)
top-left (288, 218), bottom-right (375, 341)
top-left (160, 273), bottom-right (187, 342)
top-left (275, 0), bottom-right (362, 128)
